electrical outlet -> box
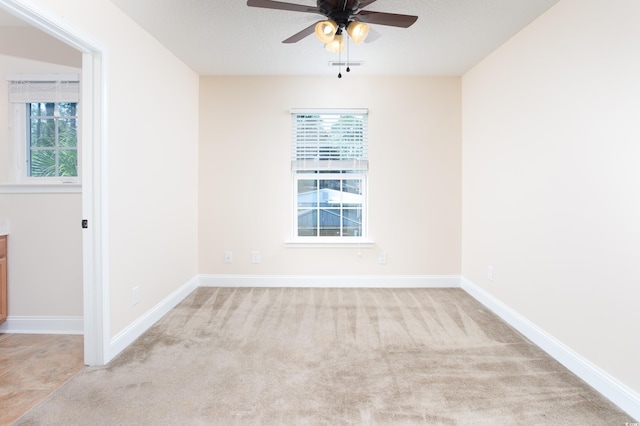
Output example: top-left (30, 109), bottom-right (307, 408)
top-left (378, 251), bottom-right (387, 264)
top-left (224, 251), bottom-right (233, 264)
top-left (487, 265), bottom-right (494, 281)
top-left (251, 251), bottom-right (261, 264)
top-left (132, 286), bottom-right (140, 305)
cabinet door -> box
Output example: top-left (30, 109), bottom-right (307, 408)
top-left (0, 257), bottom-right (6, 324)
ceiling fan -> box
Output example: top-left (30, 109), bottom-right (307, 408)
top-left (246, 0), bottom-right (418, 52)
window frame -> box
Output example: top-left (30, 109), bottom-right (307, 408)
top-left (26, 101), bottom-right (79, 180)
top-left (293, 171), bottom-right (368, 243)
top-left (289, 108), bottom-right (372, 245)
top-left (7, 75), bottom-right (81, 186)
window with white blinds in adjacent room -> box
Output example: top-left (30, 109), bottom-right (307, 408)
top-left (291, 109), bottom-right (369, 241)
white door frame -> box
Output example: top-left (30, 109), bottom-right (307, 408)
top-left (0, 0), bottom-right (108, 365)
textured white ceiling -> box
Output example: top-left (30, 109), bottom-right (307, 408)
top-left (4, 1), bottom-right (561, 76)
top-left (109, 0), bottom-right (560, 76)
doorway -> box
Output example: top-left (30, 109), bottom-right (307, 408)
top-left (0, 0), bottom-right (106, 366)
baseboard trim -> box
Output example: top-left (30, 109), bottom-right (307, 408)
top-left (0, 316), bottom-right (83, 334)
top-left (460, 276), bottom-right (640, 421)
top-left (198, 274), bottom-right (462, 288)
top-left (106, 276), bottom-right (199, 363)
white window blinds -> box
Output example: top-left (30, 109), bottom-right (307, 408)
top-left (291, 109), bottom-right (368, 171)
top-left (8, 78), bottom-right (80, 103)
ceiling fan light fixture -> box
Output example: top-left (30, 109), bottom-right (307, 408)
top-left (347, 21), bottom-right (370, 45)
top-left (325, 33), bottom-right (345, 53)
top-left (314, 19), bottom-right (338, 44)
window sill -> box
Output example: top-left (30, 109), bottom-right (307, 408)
top-left (285, 239), bottom-right (375, 248)
top-left (0, 183), bottom-right (81, 194)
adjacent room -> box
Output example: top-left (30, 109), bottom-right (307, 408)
top-left (0, 0), bottom-right (638, 423)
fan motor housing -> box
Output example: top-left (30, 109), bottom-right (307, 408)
top-left (318, 0), bottom-right (359, 27)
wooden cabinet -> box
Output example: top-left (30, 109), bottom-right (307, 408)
top-left (0, 236), bottom-right (6, 324)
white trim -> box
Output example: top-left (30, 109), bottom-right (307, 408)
top-left (81, 47), bottom-right (109, 367)
top-left (0, 316), bottom-right (83, 334)
top-left (284, 240), bottom-right (375, 248)
top-left (106, 276), bottom-right (199, 362)
top-left (0, 1), bottom-right (103, 51)
top-left (0, 184), bottom-right (81, 194)
top-left (199, 274), bottom-right (461, 288)
top-left (461, 276), bottom-right (640, 421)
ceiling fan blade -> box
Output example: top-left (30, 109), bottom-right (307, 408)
top-left (247, 0), bottom-right (321, 14)
top-left (354, 10), bottom-right (418, 28)
top-left (283, 21), bottom-right (320, 43)
top-left (357, 0), bottom-right (378, 8)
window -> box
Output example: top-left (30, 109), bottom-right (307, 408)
top-left (8, 78), bottom-right (80, 182)
top-left (27, 102), bottom-right (78, 178)
top-left (291, 109), bottom-right (368, 241)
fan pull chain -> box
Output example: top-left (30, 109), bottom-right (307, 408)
top-left (338, 46), bottom-right (342, 78)
top-left (346, 36), bottom-right (351, 73)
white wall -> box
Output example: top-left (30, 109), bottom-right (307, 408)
top-left (462, 0), bottom-right (640, 395)
top-left (0, 42), bottom-right (83, 322)
top-left (199, 76), bottom-right (461, 276)
top-left (21, 0), bottom-right (200, 339)
top-left (0, 27), bottom-right (81, 68)
top-left (0, 193), bottom-right (82, 316)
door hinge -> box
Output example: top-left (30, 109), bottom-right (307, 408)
top-left (82, 219), bottom-right (88, 229)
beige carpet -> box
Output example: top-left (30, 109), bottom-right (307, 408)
top-left (15, 287), bottom-right (634, 425)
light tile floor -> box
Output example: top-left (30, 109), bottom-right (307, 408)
top-left (0, 333), bottom-right (84, 425)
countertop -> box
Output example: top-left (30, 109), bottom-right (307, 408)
top-left (0, 220), bottom-right (9, 236)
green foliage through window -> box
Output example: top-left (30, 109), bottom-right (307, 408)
top-left (28, 102), bottom-right (78, 178)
